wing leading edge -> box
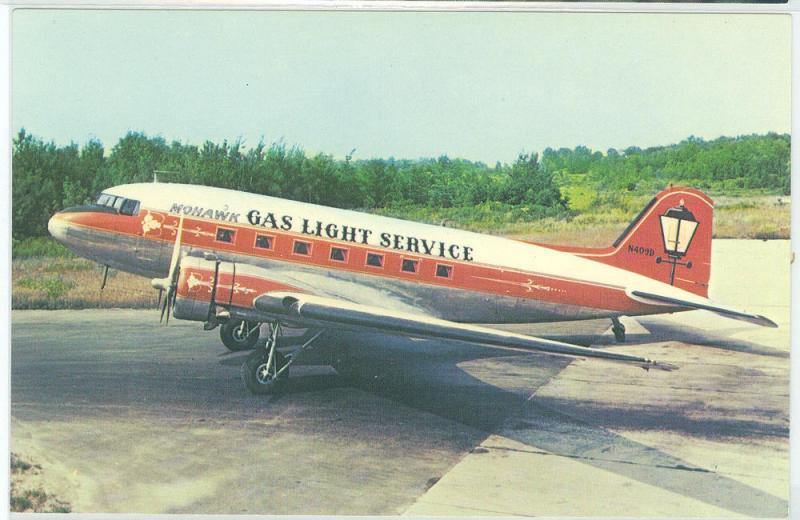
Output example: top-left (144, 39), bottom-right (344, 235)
top-left (253, 292), bottom-right (677, 372)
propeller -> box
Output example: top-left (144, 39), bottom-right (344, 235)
top-left (151, 215), bottom-right (184, 325)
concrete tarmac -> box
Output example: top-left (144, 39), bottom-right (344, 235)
top-left (10, 240), bottom-right (790, 516)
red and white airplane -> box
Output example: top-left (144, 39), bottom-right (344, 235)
top-left (48, 183), bottom-right (776, 394)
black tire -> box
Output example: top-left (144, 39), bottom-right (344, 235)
top-left (220, 320), bottom-right (260, 351)
top-left (241, 350), bottom-right (288, 395)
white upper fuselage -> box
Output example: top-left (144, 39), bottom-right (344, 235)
top-left (103, 183), bottom-right (704, 306)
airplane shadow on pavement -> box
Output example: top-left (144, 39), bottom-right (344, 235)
top-left (270, 328), bottom-right (788, 518)
top-left (528, 316), bottom-right (789, 359)
top-left (10, 309), bottom-right (786, 516)
top-left (635, 316), bottom-right (789, 359)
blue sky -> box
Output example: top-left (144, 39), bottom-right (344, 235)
top-left (11, 10), bottom-right (791, 163)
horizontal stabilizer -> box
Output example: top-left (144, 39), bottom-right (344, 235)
top-left (628, 289), bottom-right (777, 328)
top-left (254, 292), bottom-right (678, 372)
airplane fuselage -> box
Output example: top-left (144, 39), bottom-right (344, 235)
top-left (48, 183), bottom-right (690, 324)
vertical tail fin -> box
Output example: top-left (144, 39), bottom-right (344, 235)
top-left (586, 187), bottom-right (714, 297)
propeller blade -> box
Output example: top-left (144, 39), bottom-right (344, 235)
top-left (153, 216), bottom-right (184, 325)
top-left (165, 289), bottom-right (174, 325)
top-left (166, 259), bottom-right (182, 327)
top-left (100, 265), bottom-right (109, 290)
top-left (156, 288), bottom-right (163, 309)
top-left (167, 216), bottom-right (184, 283)
top-left (160, 292), bottom-right (169, 323)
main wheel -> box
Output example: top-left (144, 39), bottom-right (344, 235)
top-left (241, 350), bottom-right (288, 395)
top-left (220, 320), bottom-right (260, 351)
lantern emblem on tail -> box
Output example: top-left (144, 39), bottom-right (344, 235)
top-left (656, 201), bottom-right (699, 285)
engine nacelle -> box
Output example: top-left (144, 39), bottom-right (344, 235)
top-left (172, 256), bottom-right (299, 322)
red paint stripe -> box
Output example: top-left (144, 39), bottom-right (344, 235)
top-left (177, 265), bottom-right (301, 308)
top-left (58, 209), bottom-right (662, 314)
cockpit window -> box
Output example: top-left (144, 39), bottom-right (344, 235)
top-left (96, 193), bottom-right (119, 208)
top-left (120, 199), bottom-right (140, 216)
top-left (95, 193), bottom-right (140, 216)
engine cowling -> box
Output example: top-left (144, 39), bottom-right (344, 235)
top-left (172, 255), bottom-right (300, 322)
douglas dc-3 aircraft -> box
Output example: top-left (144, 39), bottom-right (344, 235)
top-left (48, 183), bottom-right (776, 394)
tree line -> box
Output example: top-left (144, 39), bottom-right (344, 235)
top-left (542, 133), bottom-right (790, 194)
top-left (11, 129), bottom-right (790, 240)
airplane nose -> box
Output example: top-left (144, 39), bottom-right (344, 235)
top-left (48, 212), bottom-right (69, 242)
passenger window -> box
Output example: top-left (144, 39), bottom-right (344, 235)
top-left (293, 240), bottom-right (311, 255)
top-left (330, 247), bottom-right (348, 262)
top-left (255, 235), bottom-right (274, 250)
top-left (120, 199), bottom-right (140, 216)
top-left (435, 264), bottom-right (453, 278)
top-left (113, 197), bottom-right (124, 211)
top-left (401, 258), bottom-right (418, 273)
top-left (216, 227), bottom-right (236, 243)
top-left (96, 194), bottom-right (111, 206)
top-left (366, 252), bottom-right (384, 268)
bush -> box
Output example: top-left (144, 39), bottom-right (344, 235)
top-left (12, 237), bottom-right (74, 259)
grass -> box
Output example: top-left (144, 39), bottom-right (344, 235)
top-left (17, 277), bottom-right (75, 300)
top-left (12, 256), bottom-right (157, 310)
top-left (11, 487), bottom-right (72, 513)
top-left (511, 197), bottom-right (791, 245)
top-left (11, 453), bottom-right (39, 473)
top-left (10, 453), bottom-right (71, 513)
top-left (376, 194), bottom-right (790, 246)
top-left (10, 194), bottom-right (789, 309)
top-left (715, 204), bottom-right (791, 240)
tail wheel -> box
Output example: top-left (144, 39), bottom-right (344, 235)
top-left (241, 350), bottom-right (288, 395)
top-left (220, 320), bottom-right (260, 351)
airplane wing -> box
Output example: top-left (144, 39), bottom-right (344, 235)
top-left (626, 289), bottom-right (777, 328)
top-left (253, 291), bottom-right (677, 371)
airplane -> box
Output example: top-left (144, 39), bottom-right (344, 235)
top-left (47, 183), bottom-right (777, 394)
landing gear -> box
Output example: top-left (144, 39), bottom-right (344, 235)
top-left (220, 319), bottom-right (260, 351)
top-left (240, 322), bottom-right (325, 395)
top-left (242, 349), bottom-right (289, 395)
top-left (611, 317), bottom-right (626, 343)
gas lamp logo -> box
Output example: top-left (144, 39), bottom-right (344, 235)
top-left (655, 201), bottom-right (699, 285)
